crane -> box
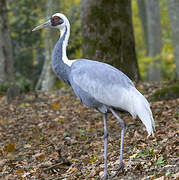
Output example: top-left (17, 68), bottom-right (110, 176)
top-left (32, 13), bottom-right (155, 179)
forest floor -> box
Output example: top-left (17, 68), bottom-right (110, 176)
top-left (0, 82), bottom-right (178, 180)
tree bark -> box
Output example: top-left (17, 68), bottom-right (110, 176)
top-left (137, 0), bottom-right (148, 53)
top-left (0, 0), bottom-right (14, 83)
top-left (138, 0), bottom-right (162, 81)
top-left (168, 0), bottom-right (179, 79)
top-left (81, 0), bottom-right (140, 81)
top-left (35, 0), bottom-right (60, 91)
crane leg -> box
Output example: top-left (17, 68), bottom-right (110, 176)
top-left (109, 108), bottom-right (126, 176)
top-left (102, 113), bottom-right (108, 180)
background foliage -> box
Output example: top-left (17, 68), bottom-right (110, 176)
top-left (5, 0), bottom-right (176, 91)
top-left (132, 0), bottom-right (175, 80)
top-left (8, 0), bottom-right (81, 90)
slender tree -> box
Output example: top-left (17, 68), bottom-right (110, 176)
top-left (137, 0), bottom-right (148, 51)
top-left (0, 0), bottom-right (14, 83)
top-left (138, 0), bottom-right (162, 81)
top-left (81, 0), bottom-right (140, 81)
top-left (36, 0), bottom-right (60, 91)
top-left (168, 0), bottom-right (179, 79)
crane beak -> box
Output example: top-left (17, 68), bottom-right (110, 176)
top-left (32, 20), bottom-right (51, 31)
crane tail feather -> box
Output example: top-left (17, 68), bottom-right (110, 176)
top-left (131, 88), bottom-right (155, 136)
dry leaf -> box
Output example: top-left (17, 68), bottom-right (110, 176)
top-left (3, 142), bottom-right (15, 153)
top-left (15, 168), bottom-right (24, 175)
top-left (33, 153), bottom-right (45, 161)
top-left (51, 103), bottom-right (60, 109)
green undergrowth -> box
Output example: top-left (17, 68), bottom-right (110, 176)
top-left (0, 75), bottom-right (32, 94)
top-left (0, 84), bottom-right (9, 93)
top-left (149, 82), bottom-right (179, 101)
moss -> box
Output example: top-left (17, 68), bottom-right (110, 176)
top-left (149, 83), bottom-right (179, 101)
top-left (138, 89), bottom-right (147, 94)
top-left (0, 84), bottom-right (8, 93)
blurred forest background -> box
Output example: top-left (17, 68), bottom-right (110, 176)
top-left (0, 1), bottom-right (179, 179)
top-left (0, 0), bottom-right (179, 93)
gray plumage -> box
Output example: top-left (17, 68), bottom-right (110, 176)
top-left (69, 59), bottom-right (134, 113)
top-left (52, 26), bottom-right (70, 84)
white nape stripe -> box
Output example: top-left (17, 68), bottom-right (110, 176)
top-left (60, 21), bottom-right (76, 67)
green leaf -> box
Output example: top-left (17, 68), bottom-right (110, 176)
top-left (155, 156), bottom-right (165, 165)
top-left (165, 170), bottom-right (172, 177)
top-left (78, 129), bottom-right (85, 136)
top-left (71, 158), bottom-right (80, 162)
top-left (90, 154), bottom-right (98, 163)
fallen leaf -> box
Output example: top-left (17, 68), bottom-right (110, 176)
top-left (3, 142), bottom-right (15, 153)
top-left (33, 153), bottom-right (45, 161)
top-left (172, 172), bottom-right (179, 179)
top-left (51, 103), bottom-right (60, 109)
top-left (71, 158), bottom-right (80, 162)
top-left (15, 168), bottom-right (24, 175)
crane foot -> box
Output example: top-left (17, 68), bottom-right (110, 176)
top-left (115, 161), bottom-right (124, 171)
top-left (102, 171), bottom-right (109, 180)
top-left (102, 174), bottom-right (108, 180)
top-left (111, 161), bottom-right (124, 178)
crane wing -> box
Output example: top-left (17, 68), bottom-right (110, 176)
top-left (69, 59), bottom-right (134, 111)
top-left (70, 59), bottom-right (154, 136)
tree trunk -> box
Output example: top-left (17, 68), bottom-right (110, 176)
top-left (0, 0), bottom-right (14, 83)
top-left (137, 0), bottom-right (148, 53)
top-left (81, 0), bottom-right (140, 81)
top-left (168, 0), bottom-right (179, 79)
top-left (138, 0), bottom-right (162, 81)
top-left (35, 0), bottom-right (60, 91)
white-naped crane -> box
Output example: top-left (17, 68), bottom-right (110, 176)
top-left (32, 13), bottom-right (154, 179)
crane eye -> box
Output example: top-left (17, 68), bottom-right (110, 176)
top-left (51, 16), bottom-right (64, 26)
top-left (53, 16), bottom-right (61, 22)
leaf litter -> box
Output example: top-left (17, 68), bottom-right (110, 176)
top-left (0, 82), bottom-right (178, 179)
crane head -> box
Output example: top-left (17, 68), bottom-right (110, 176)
top-left (32, 13), bottom-right (68, 31)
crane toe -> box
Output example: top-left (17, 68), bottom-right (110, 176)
top-left (115, 161), bottom-right (124, 171)
top-left (111, 161), bottom-right (124, 178)
top-left (102, 172), bottom-right (109, 180)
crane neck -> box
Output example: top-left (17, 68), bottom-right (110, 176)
top-left (60, 24), bottom-right (69, 65)
top-left (51, 20), bottom-right (77, 84)
top-left (59, 21), bottom-right (75, 66)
